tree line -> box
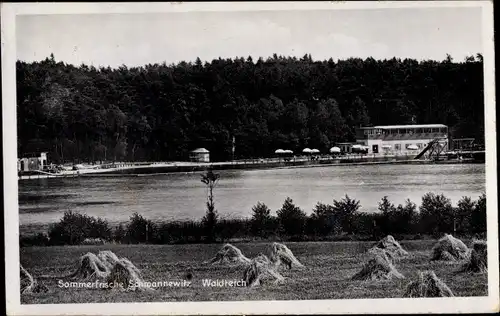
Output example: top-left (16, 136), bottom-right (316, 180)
top-left (20, 192), bottom-right (486, 246)
top-left (17, 53), bottom-right (484, 163)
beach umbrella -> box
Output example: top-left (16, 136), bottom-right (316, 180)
top-left (407, 145), bottom-right (419, 150)
top-left (352, 144), bottom-right (362, 149)
top-left (302, 148), bottom-right (312, 154)
top-left (284, 150), bottom-right (294, 154)
top-left (274, 149), bottom-right (285, 154)
top-left (311, 149), bottom-right (320, 154)
top-left (330, 146), bottom-right (341, 153)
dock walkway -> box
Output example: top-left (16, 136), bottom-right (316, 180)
top-left (17, 152), bottom-right (483, 180)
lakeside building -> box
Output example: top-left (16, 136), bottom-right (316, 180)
top-left (355, 124), bottom-right (449, 155)
top-left (189, 148), bottom-right (210, 162)
top-left (18, 152), bottom-right (48, 172)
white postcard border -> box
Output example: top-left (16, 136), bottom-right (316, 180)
top-left (2, 2), bottom-right (498, 315)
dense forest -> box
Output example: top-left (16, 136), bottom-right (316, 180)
top-left (16, 53), bottom-right (484, 163)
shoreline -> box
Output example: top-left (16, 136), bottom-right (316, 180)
top-left (18, 155), bottom-right (484, 180)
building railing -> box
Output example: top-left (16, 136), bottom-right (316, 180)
top-left (358, 132), bottom-right (447, 141)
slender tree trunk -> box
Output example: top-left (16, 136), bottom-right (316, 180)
top-left (60, 141), bottom-right (64, 163)
top-left (132, 143), bottom-right (137, 162)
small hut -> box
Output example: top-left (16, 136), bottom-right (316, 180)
top-left (189, 148), bottom-right (210, 162)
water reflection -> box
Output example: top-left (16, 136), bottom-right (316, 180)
top-left (19, 164), bottom-right (485, 226)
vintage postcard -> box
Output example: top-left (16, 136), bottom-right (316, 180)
top-left (2, 1), bottom-right (498, 315)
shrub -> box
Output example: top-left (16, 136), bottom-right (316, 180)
top-left (374, 197), bottom-right (417, 236)
top-left (20, 233), bottom-right (50, 247)
top-left (113, 224), bottom-right (127, 243)
top-left (470, 193), bottom-right (486, 234)
top-left (455, 196), bottom-right (476, 234)
top-left (309, 202), bottom-right (341, 236)
top-left (202, 203), bottom-right (218, 242)
top-left (377, 196), bottom-right (396, 235)
top-left (201, 170), bottom-right (220, 243)
top-left (250, 202), bottom-right (275, 238)
top-left (276, 197), bottom-right (307, 237)
top-left (419, 193), bottom-right (454, 234)
top-left (332, 195), bottom-right (360, 235)
top-left (352, 212), bottom-right (378, 237)
top-left (216, 219), bottom-right (250, 242)
top-left (48, 210), bottom-right (112, 245)
top-left (181, 221), bottom-right (205, 242)
top-left (88, 218), bottom-right (112, 241)
top-left (157, 221), bottom-right (204, 244)
top-left (157, 222), bottom-right (182, 244)
top-left (304, 215), bottom-right (318, 237)
top-left (393, 199), bottom-right (418, 235)
top-left (125, 213), bottom-right (157, 244)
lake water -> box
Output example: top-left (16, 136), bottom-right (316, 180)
top-left (18, 164), bottom-right (486, 226)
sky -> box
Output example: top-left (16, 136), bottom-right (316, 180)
top-left (16, 7), bottom-right (483, 68)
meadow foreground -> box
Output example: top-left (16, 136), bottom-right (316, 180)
top-left (20, 239), bottom-right (488, 304)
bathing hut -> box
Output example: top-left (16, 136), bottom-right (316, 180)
top-left (189, 148), bottom-right (210, 162)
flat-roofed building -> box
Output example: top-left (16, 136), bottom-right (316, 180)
top-left (18, 152), bottom-right (48, 172)
top-left (355, 124), bottom-right (448, 155)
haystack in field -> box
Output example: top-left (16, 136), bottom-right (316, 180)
top-left (205, 243), bottom-right (251, 265)
top-left (97, 250), bottom-right (121, 269)
top-left (69, 252), bottom-right (110, 281)
top-left (20, 265), bottom-right (48, 294)
top-left (368, 247), bottom-right (396, 264)
top-left (403, 270), bottom-right (454, 297)
top-left (66, 250), bottom-right (149, 291)
top-left (105, 259), bottom-right (151, 292)
top-left (352, 251), bottom-right (404, 281)
top-left (268, 242), bottom-right (304, 269)
top-left (243, 254), bottom-right (284, 287)
top-left (371, 235), bottom-right (408, 259)
top-left (20, 265), bottom-right (34, 292)
top-left (430, 234), bottom-right (469, 261)
top-left (461, 240), bottom-right (487, 273)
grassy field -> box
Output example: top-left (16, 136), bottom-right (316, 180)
top-left (20, 239), bottom-right (488, 304)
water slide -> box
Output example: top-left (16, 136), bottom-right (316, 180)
top-left (413, 138), bottom-right (440, 160)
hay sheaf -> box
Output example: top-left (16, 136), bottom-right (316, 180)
top-left (105, 260), bottom-right (151, 292)
top-left (431, 234), bottom-right (469, 261)
top-left (205, 243), bottom-right (251, 265)
top-left (97, 250), bottom-right (121, 270)
top-left (20, 265), bottom-right (49, 294)
top-left (461, 240), bottom-right (487, 273)
top-left (66, 251), bottom-right (150, 291)
top-left (268, 242), bottom-right (304, 269)
top-left (403, 270), bottom-right (454, 297)
top-left (368, 247), bottom-right (396, 264)
top-left (69, 252), bottom-right (110, 281)
top-left (243, 254), bottom-right (285, 287)
top-left (371, 235), bottom-right (408, 259)
top-left (352, 252), bottom-right (405, 281)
